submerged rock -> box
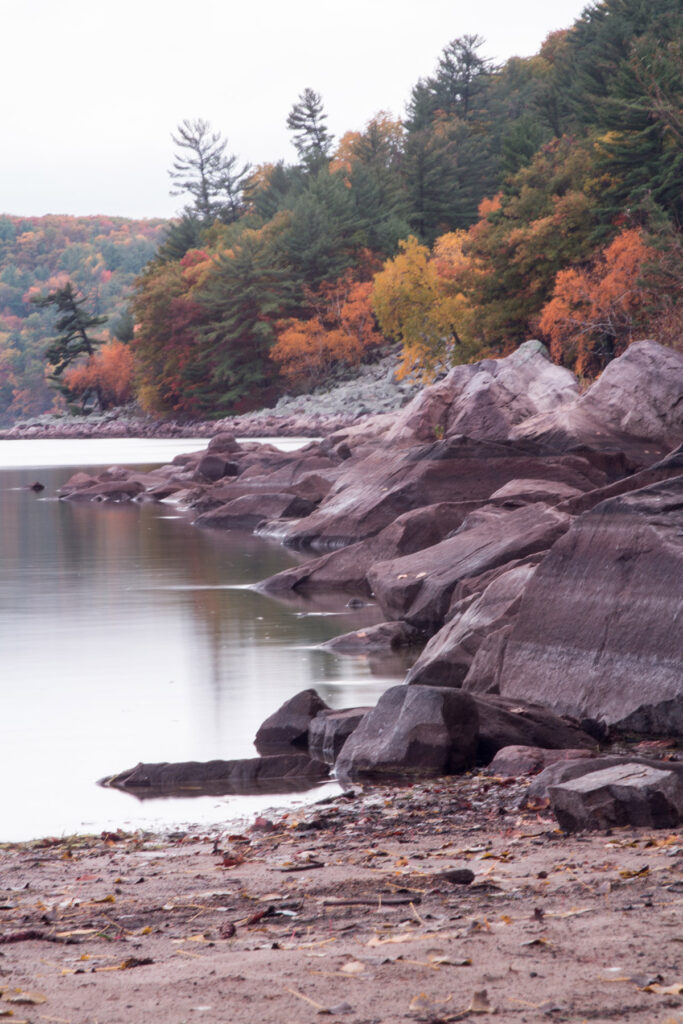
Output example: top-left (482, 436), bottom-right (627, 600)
top-left (101, 754), bottom-right (329, 798)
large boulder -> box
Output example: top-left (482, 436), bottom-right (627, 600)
top-left (525, 754), bottom-right (683, 805)
top-left (406, 562), bottom-right (538, 687)
top-left (494, 475), bottom-right (683, 733)
top-left (510, 341), bottom-right (683, 461)
top-left (548, 763), bottom-right (683, 831)
top-left (335, 685), bottom-right (479, 781)
top-left (386, 341), bottom-right (579, 444)
top-left (368, 503), bottom-right (571, 629)
top-left (255, 689), bottom-right (330, 753)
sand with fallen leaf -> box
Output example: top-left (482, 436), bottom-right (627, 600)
top-left (1, 773), bottom-right (682, 1023)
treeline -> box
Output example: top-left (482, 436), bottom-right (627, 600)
top-left (0, 216), bottom-right (166, 420)
top-left (4, 0), bottom-right (682, 421)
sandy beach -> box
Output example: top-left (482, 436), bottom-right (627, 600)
top-left (2, 772), bottom-right (682, 1024)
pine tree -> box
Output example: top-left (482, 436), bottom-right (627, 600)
top-left (286, 88), bottom-right (334, 170)
top-left (169, 118), bottom-right (251, 223)
top-left (31, 283), bottom-right (107, 404)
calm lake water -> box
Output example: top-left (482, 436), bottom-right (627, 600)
top-left (0, 438), bottom-right (408, 842)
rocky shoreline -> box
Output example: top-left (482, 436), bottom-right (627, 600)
top-left (2, 339), bottom-right (682, 1022)
top-left (0, 348), bottom-right (420, 441)
top-left (51, 339), bottom-right (683, 834)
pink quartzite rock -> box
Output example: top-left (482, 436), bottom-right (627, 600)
top-left (335, 685), bottom-right (479, 781)
top-left (386, 341), bottom-right (579, 444)
top-left (548, 763), bottom-right (683, 831)
top-left (368, 503), bottom-right (571, 629)
top-left (495, 475), bottom-right (683, 734)
top-left (255, 689), bottom-right (331, 753)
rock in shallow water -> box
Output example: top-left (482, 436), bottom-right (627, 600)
top-left (101, 754), bottom-right (329, 798)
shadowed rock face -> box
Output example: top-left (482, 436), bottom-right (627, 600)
top-left (335, 685), bottom-right (480, 781)
top-left (471, 695), bottom-right (596, 763)
top-left (493, 476), bottom-right (683, 733)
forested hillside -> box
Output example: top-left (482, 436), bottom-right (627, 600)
top-left (2, 0), bottom-right (680, 422)
top-left (0, 217), bottom-right (166, 421)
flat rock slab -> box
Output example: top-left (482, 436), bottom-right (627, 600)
top-left (526, 754), bottom-right (683, 804)
top-left (496, 475), bottom-right (683, 733)
top-left (335, 684), bottom-right (479, 781)
top-left (101, 754), bottom-right (329, 798)
top-left (549, 762), bottom-right (683, 831)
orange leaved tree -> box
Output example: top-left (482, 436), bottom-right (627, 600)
top-left (271, 270), bottom-right (382, 389)
top-left (538, 228), bottom-right (658, 376)
top-left (62, 339), bottom-right (135, 410)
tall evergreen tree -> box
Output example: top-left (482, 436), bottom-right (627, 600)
top-left (169, 118), bottom-right (251, 223)
top-left (195, 234), bottom-right (295, 412)
top-left (287, 88), bottom-right (334, 170)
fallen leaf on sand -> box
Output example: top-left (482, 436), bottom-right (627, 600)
top-left (339, 960), bottom-right (365, 975)
top-left (643, 981), bottom-right (683, 995)
top-left (3, 992), bottom-right (47, 1005)
top-left (619, 866), bottom-right (649, 879)
top-left (318, 1001), bottom-right (353, 1016)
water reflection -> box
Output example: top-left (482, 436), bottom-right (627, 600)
top-left (1, 451), bottom-right (412, 841)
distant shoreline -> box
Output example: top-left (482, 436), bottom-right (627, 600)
top-left (0, 409), bottom-right (363, 441)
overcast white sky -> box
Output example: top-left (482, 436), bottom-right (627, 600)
top-left (2, 0), bottom-right (589, 220)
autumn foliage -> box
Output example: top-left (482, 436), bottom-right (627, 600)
top-left (538, 229), bottom-right (658, 375)
top-left (371, 234), bottom-right (475, 378)
top-left (62, 340), bottom-right (135, 409)
top-left (271, 271), bottom-right (382, 389)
